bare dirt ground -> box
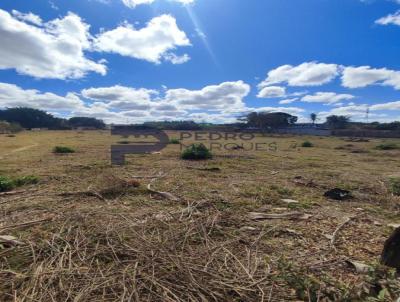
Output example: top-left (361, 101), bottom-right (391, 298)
top-left (1, 130), bottom-right (400, 301)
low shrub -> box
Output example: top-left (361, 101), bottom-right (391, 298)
top-left (0, 176), bottom-right (15, 192)
top-left (0, 175), bottom-right (39, 192)
top-left (53, 146), bottom-right (75, 154)
top-left (13, 175), bottom-right (39, 187)
top-left (375, 143), bottom-right (399, 150)
top-left (181, 143), bottom-right (212, 160)
top-left (169, 138), bottom-right (180, 144)
top-left (301, 141), bottom-right (313, 148)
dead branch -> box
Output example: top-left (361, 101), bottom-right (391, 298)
top-left (0, 217), bottom-right (53, 233)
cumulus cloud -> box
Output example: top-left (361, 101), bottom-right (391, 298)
top-left (258, 62), bottom-right (339, 87)
top-left (301, 92), bottom-right (355, 104)
top-left (94, 15), bottom-right (191, 64)
top-left (0, 82), bottom-right (85, 111)
top-left (122, 0), bottom-right (194, 8)
top-left (163, 53), bottom-right (191, 64)
top-left (11, 10), bottom-right (42, 25)
top-left (341, 66), bottom-right (400, 89)
top-left (370, 100), bottom-right (400, 111)
top-left (257, 86), bottom-right (286, 98)
top-left (376, 10), bottom-right (400, 26)
top-left (82, 85), bottom-right (159, 111)
top-left (164, 81), bottom-right (250, 111)
top-left (0, 9), bottom-right (107, 79)
top-left (279, 98), bottom-right (298, 104)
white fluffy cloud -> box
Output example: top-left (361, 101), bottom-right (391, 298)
top-left (164, 81), bottom-right (250, 111)
top-left (376, 10), bottom-right (400, 26)
top-left (0, 9), bottom-right (107, 79)
top-left (94, 15), bottom-right (191, 64)
top-left (370, 101), bottom-right (400, 111)
top-left (82, 85), bottom-right (159, 111)
top-left (11, 10), bottom-right (42, 25)
top-left (257, 86), bottom-right (286, 98)
top-left (122, 0), bottom-right (194, 8)
top-left (0, 82), bottom-right (85, 111)
top-left (279, 98), bottom-right (298, 105)
top-left (301, 92), bottom-right (355, 104)
top-left (341, 66), bottom-right (400, 89)
top-left (259, 62), bottom-right (339, 87)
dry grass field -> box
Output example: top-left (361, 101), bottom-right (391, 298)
top-left (1, 130), bottom-right (400, 301)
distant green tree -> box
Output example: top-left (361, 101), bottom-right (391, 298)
top-left (0, 107), bottom-right (65, 129)
top-left (69, 117), bottom-right (105, 129)
top-left (240, 112), bottom-right (298, 129)
top-left (310, 113), bottom-right (317, 125)
top-left (326, 115), bottom-right (350, 129)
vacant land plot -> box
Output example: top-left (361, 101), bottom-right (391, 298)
top-left (1, 130), bottom-right (400, 301)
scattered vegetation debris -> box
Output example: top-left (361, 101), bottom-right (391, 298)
top-left (53, 146), bottom-right (75, 154)
top-left (387, 223), bottom-right (400, 229)
top-left (59, 176), bottom-right (141, 201)
top-left (186, 166), bottom-right (221, 172)
top-left (375, 143), bottom-right (399, 150)
top-left (345, 260), bottom-right (373, 274)
top-left (381, 227), bottom-right (400, 272)
top-left (0, 175), bottom-right (39, 192)
top-left (388, 177), bottom-right (400, 196)
top-left (324, 188), bottom-right (352, 200)
top-left (248, 211), bottom-right (312, 220)
top-left (0, 235), bottom-right (24, 247)
top-left (292, 176), bottom-right (318, 188)
top-left (301, 141), bottom-right (314, 148)
top-left (281, 199), bottom-right (299, 204)
top-left (147, 182), bottom-right (179, 201)
top-left (330, 216), bottom-right (356, 250)
top-left (169, 138), bottom-right (180, 144)
top-left (0, 217), bottom-right (53, 233)
top-left (181, 143), bottom-right (212, 160)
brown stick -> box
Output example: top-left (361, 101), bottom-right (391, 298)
top-left (0, 217), bottom-right (53, 233)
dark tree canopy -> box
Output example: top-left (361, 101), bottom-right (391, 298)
top-left (326, 115), bottom-right (350, 129)
top-left (240, 112), bottom-right (298, 129)
top-left (0, 107), bottom-right (66, 129)
top-left (69, 117), bottom-right (105, 129)
top-left (0, 108), bottom-right (106, 130)
top-left (143, 121), bottom-right (202, 130)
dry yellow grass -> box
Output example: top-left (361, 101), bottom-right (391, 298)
top-left (1, 130), bottom-right (400, 301)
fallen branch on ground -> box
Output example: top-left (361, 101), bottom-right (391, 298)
top-left (249, 212), bottom-right (312, 220)
top-left (0, 217), bottom-right (53, 233)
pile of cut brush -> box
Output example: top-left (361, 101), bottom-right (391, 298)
top-left (0, 208), bottom-right (275, 301)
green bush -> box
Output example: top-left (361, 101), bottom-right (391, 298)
top-left (169, 138), bottom-right (180, 144)
top-left (389, 177), bottom-right (400, 196)
top-left (375, 143), bottom-right (399, 150)
top-left (301, 141), bottom-right (313, 148)
top-left (181, 143), bottom-right (212, 160)
top-left (0, 176), bottom-right (15, 192)
top-left (53, 146), bottom-right (75, 154)
top-left (13, 175), bottom-right (39, 187)
top-left (0, 175), bottom-right (39, 192)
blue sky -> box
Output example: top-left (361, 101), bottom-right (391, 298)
top-left (0, 0), bottom-right (399, 124)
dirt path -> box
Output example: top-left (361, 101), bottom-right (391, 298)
top-left (0, 143), bottom-right (39, 160)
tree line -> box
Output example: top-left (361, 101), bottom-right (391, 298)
top-left (1, 107), bottom-right (399, 132)
top-left (0, 107), bottom-right (105, 130)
